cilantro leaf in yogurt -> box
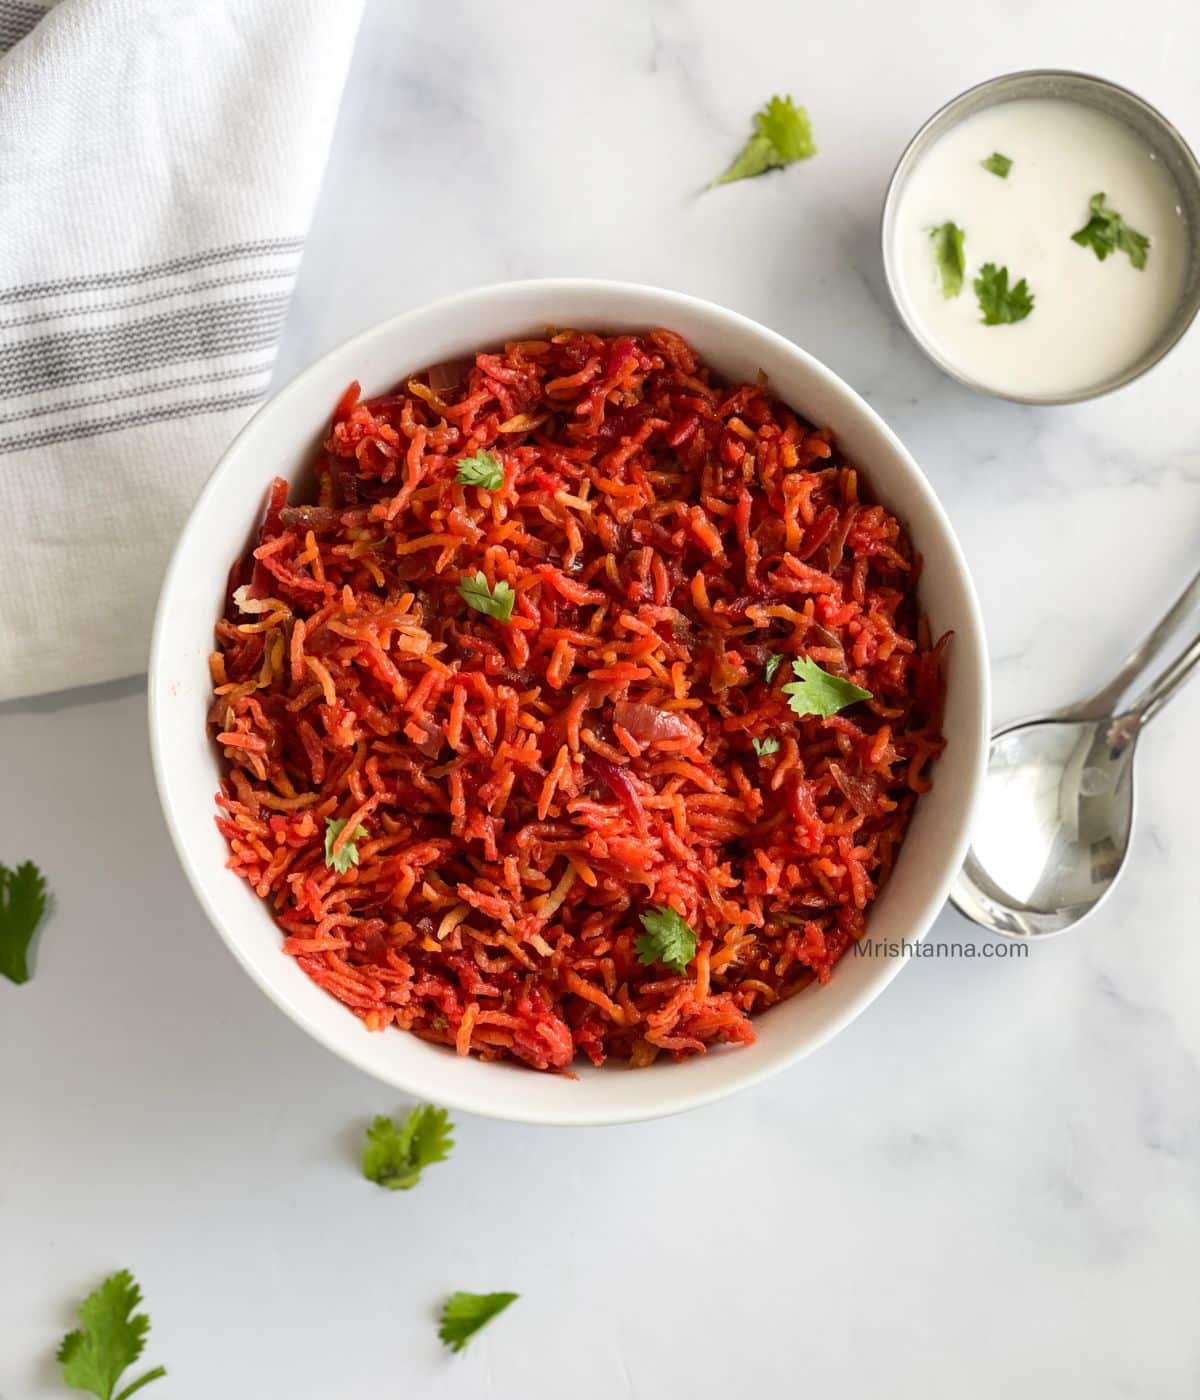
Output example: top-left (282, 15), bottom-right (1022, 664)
top-left (930, 221), bottom-right (966, 298)
top-left (1071, 192), bottom-right (1150, 269)
top-left (974, 262), bottom-right (1034, 325)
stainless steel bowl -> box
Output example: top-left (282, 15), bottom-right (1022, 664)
top-left (881, 70), bottom-right (1200, 404)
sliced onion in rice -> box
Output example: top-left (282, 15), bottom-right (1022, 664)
top-left (611, 701), bottom-right (695, 743)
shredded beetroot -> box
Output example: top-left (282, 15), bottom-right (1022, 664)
top-left (210, 329), bottom-right (947, 1073)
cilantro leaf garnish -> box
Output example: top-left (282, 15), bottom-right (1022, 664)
top-left (764, 653), bottom-right (784, 684)
top-left (752, 737), bottom-right (781, 757)
top-left (709, 95), bottom-right (816, 187)
top-left (0, 859), bottom-right (47, 985)
top-left (1071, 192), bottom-right (1150, 269)
top-left (57, 1270), bottom-right (166, 1400)
top-left (930, 222), bottom-right (966, 299)
top-left (635, 905), bottom-right (698, 975)
top-left (362, 1104), bottom-right (454, 1190)
top-left (439, 1291), bottom-right (519, 1353)
top-left (455, 450), bottom-right (504, 490)
top-left (324, 817), bottom-right (368, 875)
top-left (973, 262), bottom-right (1034, 325)
top-left (981, 152), bottom-right (1012, 178)
top-left (782, 656), bottom-right (872, 718)
top-left (458, 570), bottom-right (516, 624)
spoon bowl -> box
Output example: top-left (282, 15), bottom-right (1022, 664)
top-left (951, 715), bottom-right (1137, 937)
top-left (953, 565), bottom-right (1200, 939)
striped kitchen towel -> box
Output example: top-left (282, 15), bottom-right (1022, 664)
top-left (0, 0), bottom-right (363, 701)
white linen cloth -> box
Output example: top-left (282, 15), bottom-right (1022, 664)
top-left (0, 0), bottom-right (363, 701)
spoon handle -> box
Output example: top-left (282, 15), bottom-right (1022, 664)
top-left (1066, 565), bottom-right (1200, 720)
top-left (1127, 630), bottom-right (1200, 728)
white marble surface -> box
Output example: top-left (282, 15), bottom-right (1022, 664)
top-left (4, 2), bottom-right (1200, 1395)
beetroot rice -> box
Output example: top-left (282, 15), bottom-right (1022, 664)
top-left (210, 329), bottom-right (947, 1073)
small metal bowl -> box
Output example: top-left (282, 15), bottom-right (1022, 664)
top-left (881, 70), bottom-right (1200, 404)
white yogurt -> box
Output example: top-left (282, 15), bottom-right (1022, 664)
top-left (893, 98), bottom-right (1189, 399)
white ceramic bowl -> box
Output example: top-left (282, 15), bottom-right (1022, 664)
top-left (149, 279), bottom-right (990, 1126)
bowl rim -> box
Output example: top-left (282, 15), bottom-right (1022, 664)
top-left (880, 67), bottom-right (1200, 406)
top-left (148, 277), bottom-right (990, 1125)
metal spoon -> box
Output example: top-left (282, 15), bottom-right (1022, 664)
top-left (951, 568), bottom-right (1200, 937)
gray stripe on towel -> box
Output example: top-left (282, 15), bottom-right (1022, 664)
top-left (0, 294), bottom-right (289, 398)
top-left (0, 1), bottom-right (44, 51)
top-left (0, 361), bottom-right (274, 427)
top-left (0, 267), bottom-right (298, 332)
top-left (0, 237), bottom-right (303, 305)
top-left (0, 387), bottom-right (266, 455)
